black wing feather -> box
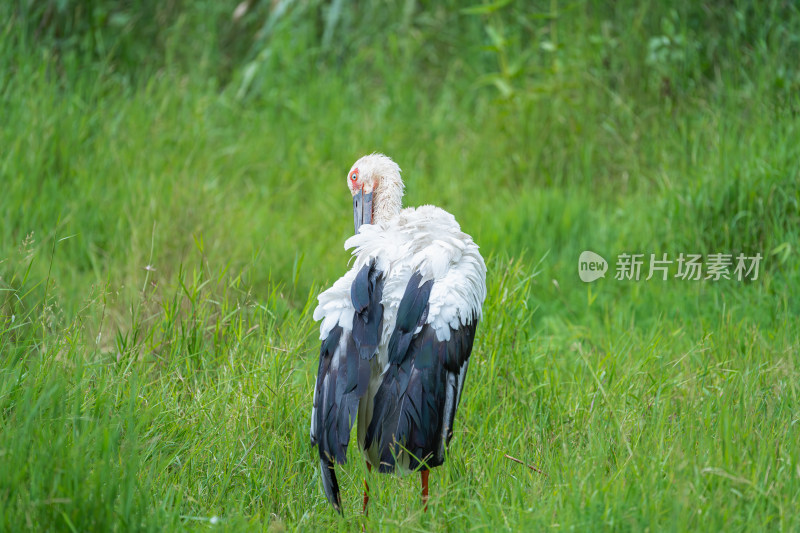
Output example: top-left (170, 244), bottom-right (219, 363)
top-left (311, 259), bottom-right (384, 512)
top-left (365, 272), bottom-right (479, 473)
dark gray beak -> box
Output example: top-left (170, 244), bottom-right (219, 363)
top-left (353, 189), bottom-right (373, 234)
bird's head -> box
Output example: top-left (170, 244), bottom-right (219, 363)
top-left (348, 153), bottom-right (404, 234)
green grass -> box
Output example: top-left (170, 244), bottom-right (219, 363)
top-left (1, 1), bottom-right (799, 530)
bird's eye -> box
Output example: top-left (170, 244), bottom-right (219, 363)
top-left (350, 170), bottom-right (358, 181)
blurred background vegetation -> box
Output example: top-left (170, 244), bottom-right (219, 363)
top-left (1, 0), bottom-right (799, 530)
top-left (2, 0), bottom-right (798, 310)
top-left (2, 0), bottom-right (798, 304)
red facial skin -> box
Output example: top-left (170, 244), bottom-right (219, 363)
top-left (349, 168), bottom-right (377, 195)
top-left (349, 168), bottom-right (359, 194)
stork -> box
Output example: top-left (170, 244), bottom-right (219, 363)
top-left (310, 153), bottom-right (486, 513)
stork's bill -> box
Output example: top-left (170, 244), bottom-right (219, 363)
top-left (353, 189), bottom-right (373, 234)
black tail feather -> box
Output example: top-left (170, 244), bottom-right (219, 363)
top-left (319, 455), bottom-right (342, 514)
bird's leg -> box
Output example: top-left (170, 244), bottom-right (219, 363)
top-left (421, 469), bottom-right (430, 512)
top-left (362, 462), bottom-right (372, 515)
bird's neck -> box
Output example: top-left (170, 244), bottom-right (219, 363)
top-left (373, 180), bottom-right (403, 225)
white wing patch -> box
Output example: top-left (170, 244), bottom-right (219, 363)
top-left (314, 205), bottom-right (486, 343)
top-left (314, 267), bottom-right (359, 340)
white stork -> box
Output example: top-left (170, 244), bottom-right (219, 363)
top-left (310, 153), bottom-right (486, 513)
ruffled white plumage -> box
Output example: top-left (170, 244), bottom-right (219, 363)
top-left (315, 205), bottom-right (486, 343)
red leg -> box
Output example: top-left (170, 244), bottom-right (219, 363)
top-left (363, 462), bottom-right (372, 515)
top-left (421, 469), bottom-right (430, 512)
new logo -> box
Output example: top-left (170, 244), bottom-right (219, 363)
top-left (578, 251), bottom-right (608, 282)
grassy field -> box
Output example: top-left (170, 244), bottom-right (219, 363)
top-left (1, 1), bottom-right (799, 530)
